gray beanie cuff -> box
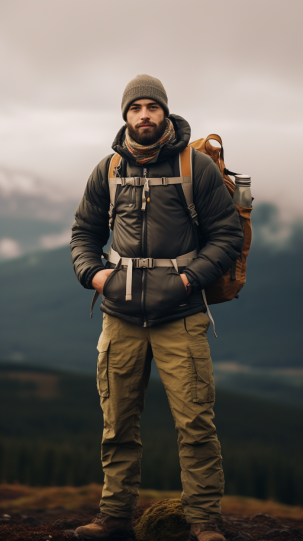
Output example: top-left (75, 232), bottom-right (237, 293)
top-left (121, 75), bottom-right (169, 120)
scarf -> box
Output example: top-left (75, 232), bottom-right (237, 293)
top-left (123, 118), bottom-right (176, 165)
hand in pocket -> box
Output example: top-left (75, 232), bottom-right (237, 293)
top-left (92, 269), bottom-right (114, 294)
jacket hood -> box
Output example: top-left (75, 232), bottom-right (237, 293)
top-left (111, 114), bottom-right (191, 165)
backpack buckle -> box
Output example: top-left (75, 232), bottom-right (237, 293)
top-left (108, 204), bottom-right (116, 230)
top-left (188, 204), bottom-right (199, 226)
top-left (161, 177), bottom-right (168, 185)
top-left (114, 164), bottom-right (122, 178)
top-left (133, 258), bottom-right (154, 269)
top-left (133, 177), bottom-right (142, 186)
top-left (120, 177), bottom-right (126, 186)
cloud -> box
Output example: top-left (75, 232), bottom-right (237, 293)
top-left (0, 0), bottom-right (302, 219)
top-left (0, 166), bottom-right (79, 221)
top-left (39, 229), bottom-right (72, 250)
top-left (0, 238), bottom-right (22, 259)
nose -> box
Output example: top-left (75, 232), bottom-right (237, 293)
top-left (140, 107), bottom-right (150, 120)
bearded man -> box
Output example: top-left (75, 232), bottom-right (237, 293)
top-left (71, 74), bottom-right (244, 541)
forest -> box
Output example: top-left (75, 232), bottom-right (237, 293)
top-left (1, 363), bottom-right (302, 506)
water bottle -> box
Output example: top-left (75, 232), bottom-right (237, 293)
top-left (233, 175), bottom-right (252, 208)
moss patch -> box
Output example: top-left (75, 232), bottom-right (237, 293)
top-left (134, 498), bottom-right (190, 541)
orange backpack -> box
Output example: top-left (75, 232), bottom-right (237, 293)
top-left (180, 134), bottom-right (253, 305)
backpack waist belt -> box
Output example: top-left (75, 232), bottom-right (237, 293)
top-left (102, 248), bottom-right (217, 337)
top-left (103, 246), bottom-right (197, 301)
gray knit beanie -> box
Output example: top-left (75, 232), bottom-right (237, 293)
top-left (121, 74), bottom-right (169, 120)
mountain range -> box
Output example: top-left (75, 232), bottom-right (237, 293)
top-left (1, 164), bottom-right (302, 261)
top-left (1, 206), bottom-right (302, 373)
top-left (0, 166), bottom-right (79, 260)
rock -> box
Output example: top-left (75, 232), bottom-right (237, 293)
top-left (233, 532), bottom-right (253, 540)
top-left (264, 527), bottom-right (295, 539)
top-left (0, 513), bottom-right (11, 523)
top-left (250, 513), bottom-right (278, 524)
top-left (20, 515), bottom-right (39, 524)
top-left (53, 517), bottom-right (82, 529)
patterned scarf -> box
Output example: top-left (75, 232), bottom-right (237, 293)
top-left (124, 118), bottom-right (176, 165)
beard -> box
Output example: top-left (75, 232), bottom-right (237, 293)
top-left (126, 117), bottom-right (167, 146)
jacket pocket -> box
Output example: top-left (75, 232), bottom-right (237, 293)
top-left (145, 267), bottom-right (188, 320)
top-left (102, 268), bottom-right (118, 297)
top-left (96, 335), bottom-right (110, 398)
top-left (189, 341), bottom-right (215, 404)
top-left (102, 267), bottom-right (142, 317)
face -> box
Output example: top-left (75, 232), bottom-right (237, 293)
top-left (126, 99), bottom-right (166, 145)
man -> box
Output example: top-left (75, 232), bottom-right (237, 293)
top-left (71, 74), bottom-right (244, 541)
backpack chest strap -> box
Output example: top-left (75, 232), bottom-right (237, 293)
top-left (108, 176), bottom-right (191, 186)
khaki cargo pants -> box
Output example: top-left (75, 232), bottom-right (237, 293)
top-left (96, 311), bottom-right (224, 523)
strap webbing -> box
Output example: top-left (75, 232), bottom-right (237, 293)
top-left (104, 246), bottom-right (197, 302)
top-left (179, 146), bottom-right (216, 336)
top-left (108, 154), bottom-right (122, 229)
top-left (90, 246), bottom-right (197, 317)
top-left (108, 176), bottom-right (191, 186)
top-left (180, 145), bottom-right (191, 176)
top-left (202, 289), bottom-right (217, 338)
top-left (179, 146), bottom-right (199, 226)
top-left (109, 153), bottom-right (122, 179)
top-left (90, 290), bottom-right (100, 319)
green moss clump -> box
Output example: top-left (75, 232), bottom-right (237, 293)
top-left (134, 498), bottom-right (190, 541)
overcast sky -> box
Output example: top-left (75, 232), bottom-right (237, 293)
top-left (0, 0), bottom-right (302, 219)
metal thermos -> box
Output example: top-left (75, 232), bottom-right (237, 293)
top-left (233, 175), bottom-right (252, 208)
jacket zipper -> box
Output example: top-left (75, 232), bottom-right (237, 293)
top-left (141, 167), bottom-right (148, 327)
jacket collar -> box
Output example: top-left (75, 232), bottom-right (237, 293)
top-left (111, 114), bottom-right (191, 165)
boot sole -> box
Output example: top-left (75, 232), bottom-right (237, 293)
top-left (74, 529), bottom-right (136, 541)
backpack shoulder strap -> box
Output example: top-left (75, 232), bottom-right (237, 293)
top-left (108, 153), bottom-right (122, 204)
top-left (179, 146), bottom-right (199, 226)
top-left (108, 153), bottom-right (122, 229)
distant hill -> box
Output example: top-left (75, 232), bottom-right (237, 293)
top-left (0, 204), bottom-right (302, 370)
top-left (0, 244), bottom-right (104, 372)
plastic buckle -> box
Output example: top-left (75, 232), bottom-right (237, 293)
top-left (114, 165), bottom-right (121, 178)
top-left (161, 177), bottom-right (168, 185)
top-left (134, 258), bottom-right (154, 269)
top-left (188, 204), bottom-right (198, 221)
top-left (133, 177), bottom-right (142, 187)
top-left (120, 178), bottom-right (126, 186)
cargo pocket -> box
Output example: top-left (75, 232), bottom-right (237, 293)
top-left (189, 341), bottom-right (215, 404)
top-left (96, 335), bottom-right (110, 398)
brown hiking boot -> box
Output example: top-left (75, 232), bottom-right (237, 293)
top-left (189, 521), bottom-right (226, 541)
top-left (74, 512), bottom-right (135, 540)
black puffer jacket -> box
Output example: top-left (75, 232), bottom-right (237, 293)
top-left (71, 115), bottom-right (244, 327)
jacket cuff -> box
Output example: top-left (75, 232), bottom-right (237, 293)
top-left (84, 265), bottom-right (105, 289)
top-left (183, 270), bottom-right (200, 292)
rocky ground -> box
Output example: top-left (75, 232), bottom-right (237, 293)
top-left (0, 485), bottom-right (302, 541)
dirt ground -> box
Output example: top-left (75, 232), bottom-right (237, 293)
top-left (1, 484), bottom-right (303, 541)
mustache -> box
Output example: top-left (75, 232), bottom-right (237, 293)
top-left (135, 122), bottom-right (157, 129)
